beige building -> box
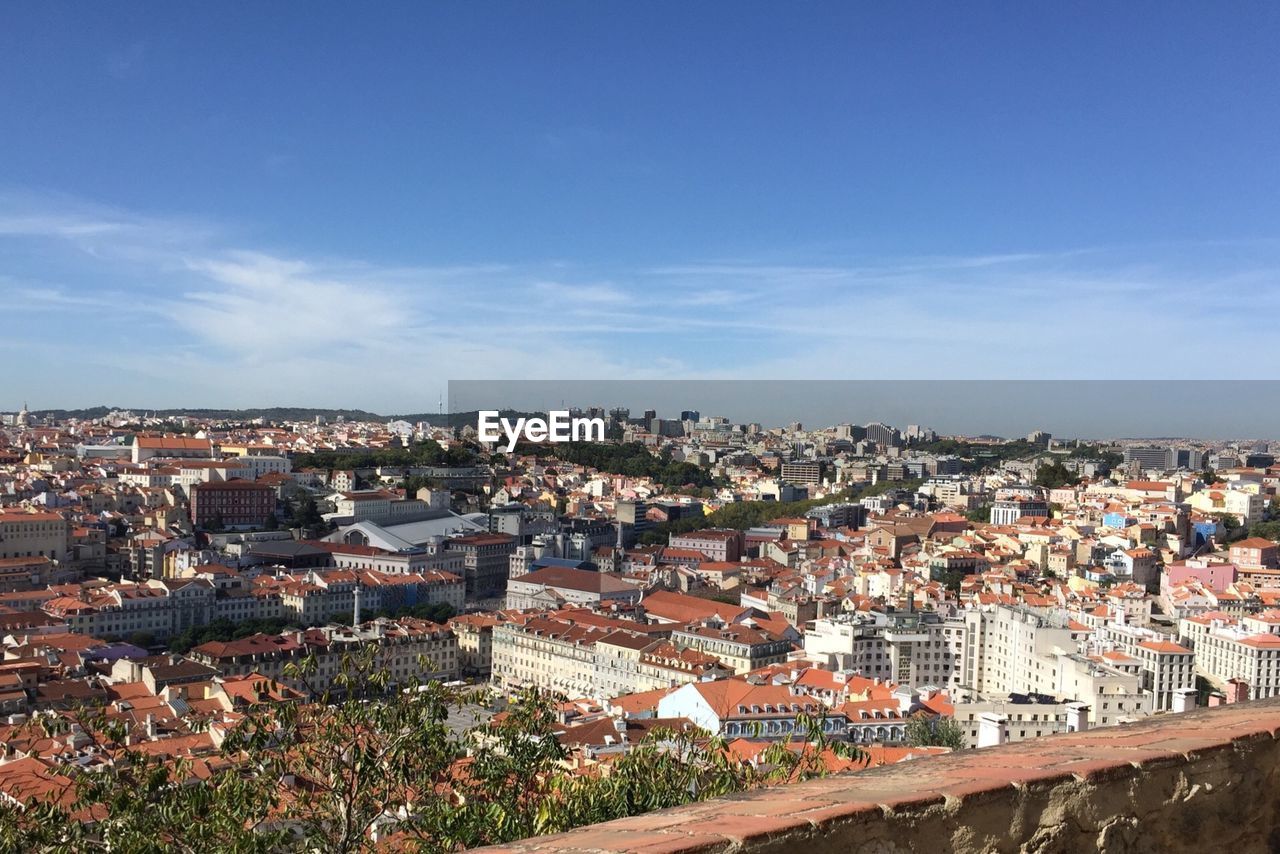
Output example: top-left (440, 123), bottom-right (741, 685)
top-left (488, 610), bottom-right (721, 700)
top-left (188, 618), bottom-right (458, 697)
top-left (805, 611), bottom-right (967, 691)
top-left (671, 623), bottom-right (791, 674)
top-left (505, 566), bottom-right (641, 611)
top-left (449, 612), bottom-right (508, 677)
top-left (43, 578), bottom-right (216, 640)
top-left (591, 631), bottom-right (731, 699)
top-left (491, 613), bottom-right (613, 697)
top-left (1180, 610), bottom-right (1280, 699)
top-left (1185, 487), bottom-right (1265, 526)
top-left (952, 694), bottom-right (1089, 749)
top-left (964, 605), bottom-right (1157, 727)
top-left (0, 511), bottom-right (71, 562)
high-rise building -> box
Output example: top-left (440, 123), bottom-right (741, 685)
top-left (1123, 446), bottom-right (1172, 471)
top-left (780, 460), bottom-right (822, 485)
top-left (615, 500), bottom-right (652, 546)
top-left (864, 422), bottom-right (901, 448)
top-left (1171, 448), bottom-right (1204, 471)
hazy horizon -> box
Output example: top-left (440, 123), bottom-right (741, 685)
top-left (12, 380), bottom-right (1280, 443)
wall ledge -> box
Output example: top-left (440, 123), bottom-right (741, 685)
top-left (481, 697), bottom-right (1280, 853)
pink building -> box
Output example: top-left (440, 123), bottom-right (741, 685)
top-left (1164, 561), bottom-right (1237, 592)
top-left (1230, 537), bottom-right (1280, 569)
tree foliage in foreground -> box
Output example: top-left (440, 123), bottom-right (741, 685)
top-left (0, 649), bottom-right (865, 853)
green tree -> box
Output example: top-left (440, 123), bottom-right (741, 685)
top-left (0, 653), bottom-right (865, 853)
top-left (903, 716), bottom-right (966, 750)
top-left (290, 495), bottom-right (325, 529)
top-left (1034, 460), bottom-right (1079, 490)
top-left (1249, 521), bottom-right (1280, 542)
top-left (939, 567), bottom-right (967, 594)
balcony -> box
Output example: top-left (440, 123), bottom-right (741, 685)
top-left (485, 696), bottom-right (1280, 853)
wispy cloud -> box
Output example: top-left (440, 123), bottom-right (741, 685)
top-left (3, 189), bottom-right (1279, 410)
top-left (533, 281), bottom-right (633, 304)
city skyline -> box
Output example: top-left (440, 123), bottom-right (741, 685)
top-left (10, 378), bottom-right (1280, 442)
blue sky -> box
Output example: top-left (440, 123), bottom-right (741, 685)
top-left (2, 3), bottom-right (1279, 414)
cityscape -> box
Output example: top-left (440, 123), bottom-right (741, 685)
top-left (0, 402), bottom-right (1278, 848)
top-left (5, 2), bottom-right (1280, 851)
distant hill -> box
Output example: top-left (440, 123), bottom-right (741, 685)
top-left (25, 406), bottom-right (531, 427)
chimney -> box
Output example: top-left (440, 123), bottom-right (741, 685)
top-left (1172, 688), bottom-right (1197, 714)
top-left (1065, 702), bottom-right (1090, 732)
top-left (977, 712), bottom-right (1007, 748)
top-left (144, 713), bottom-right (157, 739)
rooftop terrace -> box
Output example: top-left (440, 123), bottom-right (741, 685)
top-left (485, 696), bottom-right (1280, 853)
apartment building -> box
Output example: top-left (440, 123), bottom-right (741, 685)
top-left (187, 618), bottom-right (458, 697)
top-left (1185, 487), bottom-right (1265, 526)
top-left (0, 511), bottom-right (71, 561)
top-left (1230, 537), bottom-right (1280, 570)
top-left (42, 568), bottom-right (463, 641)
top-left (487, 609), bottom-right (726, 699)
top-left (1179, 610), bottom-right (1280, 699)
top-left (591, 631), bottom-right (732, 699)
top-left (44, 578), bottom-right (217, 641)
top-left (804, 611), bottom-right (967, 690)
top-left (449, 612), bottom-right (508, 677)
top-left (1134, 640), bottom-right (1195, 711)
top-left (657, 679), bottom-right (850, 740)
top-left (1123, 446), bottom-right (1172, 471)
top-left (670, 623), bottom-right (792, 674)
top-left (490, 613), bottom-right (622, 697)
top-left (173, 459), bottom-right (250, 492)
top-left (667, 529), bottom-right (744, 563)
top-left (990, 496), bottom-right (1051, 526)
top-left (1053, 654), bottom-right (1153, 727)
top-left (0, 556), bottom-right (54, 593)
top-left (504, 566), bottom-right (642, 611)
top-left (445, 533), bottom-right (516, 598)
top-left (951, 693), bottom-right (1089, 749)
top-left (1095, 621), bottom-right (1195, 711)
top-left (805, 502), bottom-right (867, 530)
top-left (131, 435), bottom-right (215, 463)
top-left (779, 460), bottom-right (822, 485)
top-left (962, 605), bottom-right (1156, 726)
top-left (189, 479), bottom-right (276, 528)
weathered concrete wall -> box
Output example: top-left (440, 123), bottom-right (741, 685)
top-left (482, 697), bottom-right (1280, 853)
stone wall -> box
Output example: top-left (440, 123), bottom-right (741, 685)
top-left (482, 697), bottom-right (1280, 853)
